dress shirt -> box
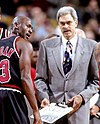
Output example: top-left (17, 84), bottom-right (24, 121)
top-left (61, 33), bottom-right (78, 66)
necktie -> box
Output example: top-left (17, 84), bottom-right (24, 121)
top-left (63, 41), bottom-right (73, 75)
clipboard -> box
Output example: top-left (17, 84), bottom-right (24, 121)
top-left (30, 103), bottom-right (73, 123)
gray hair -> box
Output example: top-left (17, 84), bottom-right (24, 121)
top-left (56, 6), bottom-right (78, 22)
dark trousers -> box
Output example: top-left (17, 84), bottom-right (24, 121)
top-left (55, 115), bottom-right (68, 124)
top-left (0, 90), bottom-right (30, 124)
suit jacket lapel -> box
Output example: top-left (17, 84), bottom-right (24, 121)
top-left (51, 36), bottom-right (84, 77)
top-left (52, 37), bottom-right (65, 77)
top-left (68, 36), bottom-right (84, 76)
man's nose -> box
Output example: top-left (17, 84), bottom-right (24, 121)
top-left (29, 28), bottom-right (33, 34)
top-left (64, 23), bottom-right (69, 28)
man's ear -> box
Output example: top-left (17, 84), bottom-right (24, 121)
top-left (14, 22), bottom-right (19, 28)
top-left (13, 22), bottom-right (20, 35)
top-left (75, 20), bottom-right (78, 28)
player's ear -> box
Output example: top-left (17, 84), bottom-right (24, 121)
top-left (74, 19), bottom-right (78, 28)
top-left (13, 22), bottom-right (20, 35)
top-left (14, 22), bottom-right (19, 28)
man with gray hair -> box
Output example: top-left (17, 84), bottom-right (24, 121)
top-left (35, 6), bottom-right (99, 124)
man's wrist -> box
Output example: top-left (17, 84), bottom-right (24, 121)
top-left (79, 94), bottom-right (85, 105)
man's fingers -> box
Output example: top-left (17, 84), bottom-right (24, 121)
top-left (41, 98), bottom-right (50, 108)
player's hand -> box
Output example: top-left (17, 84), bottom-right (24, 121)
top-left (67, 95), bottom-right (83, 118)
top-left (33, 111), bottom-right (42, 124)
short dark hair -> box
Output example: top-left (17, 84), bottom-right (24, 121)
top-left (31, 41), bottom-right (40, 51)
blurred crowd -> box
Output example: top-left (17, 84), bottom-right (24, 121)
top-left (0, 0), bottom-right (100, 43)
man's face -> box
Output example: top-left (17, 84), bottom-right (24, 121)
top-left (58, 13), bottom-right (78, 40)
top-left (19, 19), bottom-right (33, 40)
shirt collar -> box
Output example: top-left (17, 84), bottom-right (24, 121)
top-left (61, 33), bottom-right (78, 48)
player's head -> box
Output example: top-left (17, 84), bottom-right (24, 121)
top-left (10, 16), bottom-right (33, 40)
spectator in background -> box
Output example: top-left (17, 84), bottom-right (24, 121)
top-left (15, 5), bottom-right (29, 17)
top-left (83, 18), bottom-right (100, 42)
top-left (0, 0), bottom-right (32, 16)
top-left (31, 41), bottom-right (40, 69)
top-left (0, 7), bottom-right (10, 39)
top-left (30, 6), bottom-right (54, 41)
top-left (34, 6), bottom-right (99, 124)
top-left (82, 25), bottom-right (93, 40)
top-left (31, 41), bottom-right (40, 89)
top-left (82, 0), bottom-right (100, 25)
